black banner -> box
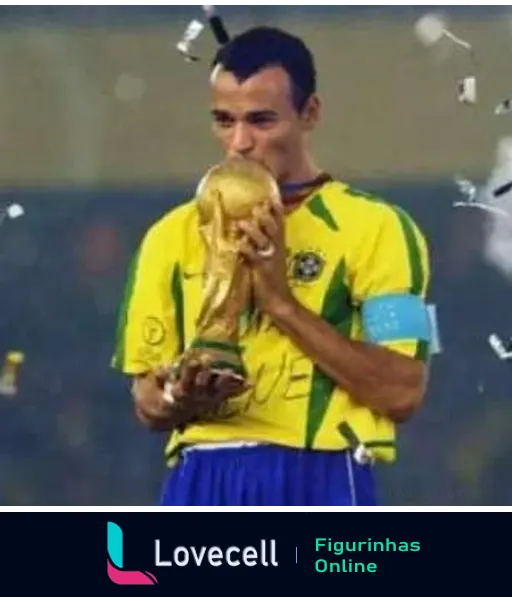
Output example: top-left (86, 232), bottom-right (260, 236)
top-left (2, 513), bottom-right (509, 591)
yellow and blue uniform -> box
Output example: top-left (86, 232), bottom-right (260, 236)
top-left (112, 180), bottom-right (431, 506)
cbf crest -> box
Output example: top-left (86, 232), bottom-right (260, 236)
top-left (290, 250), bottom-right (325, 283)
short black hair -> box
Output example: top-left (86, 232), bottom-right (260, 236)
top-left (211, 26), bottom-right (316, 112)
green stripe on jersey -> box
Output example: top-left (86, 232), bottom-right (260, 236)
top-left (390, 206), bottom-right (424, 296)
top-left (112, 250), bottom-right (141, 370)
top-left (306, 194), bottom-right (339, 232)
top-left (344, 186), bottom-right (426, 297)
top-left (414, 339), bottom-right (430, 362)
top-left (305, 261), bottom-right (352, 449)
top-left (171, 263), bottom-right (185, 354)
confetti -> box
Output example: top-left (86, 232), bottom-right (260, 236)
top-left (457, 76), bottom-right (477, 105)
top-left (203, 5), bottom-right (230, 45)
top-left (0, 351), bottom-right (25, 398)
top-left (427, 304), bottom-right (443, 355)
top-left (453, 201), bottom-right (509, 218)
top-left (493, 180), bottom-right (512, 198)
top-left (415, 12), bottom-right (472, 52)
top-left (177, 7), bottom-right (230, 63)
top-left (494, 98), bottom-right (512, 116)
top-left (354, 444), bottom-right (374, 466)
top-left (484, 138), bottom-right (512, 213)
top-left (0, 203), bottom-right (24, 228)
top-left (177, 19), bottom-right (205, 62)
top-left (453, 175), bottom-right (510, 217)
top-left (481, 138), bottom-right (512, 279)
top-left (454, 175), bottom-right (478, 203)
top-left (415, 13), bottom-right (447, 46)
top-left (202, 5), bottom-right (216, 18)
top-left (415, 12), bottom-right (477, 105)
top-left (488, 334), bottom-right (512, 361)
top-left (7, 204), bottom-right (24, 219)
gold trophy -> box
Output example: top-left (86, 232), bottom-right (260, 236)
top-left (178, 157), bottom-right (281, 382)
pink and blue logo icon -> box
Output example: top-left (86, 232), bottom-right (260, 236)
top-left (107, 522), bottom-right (158, 585)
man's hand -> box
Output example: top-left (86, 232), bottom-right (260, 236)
top-left (238, 202), bottom-right (294, 316)
top-left (132, 358), bottom-right (249, 431)
top-left (237, 200), bottom-right (427, 423)
top-left (169, 358), bottom-right (249, 418)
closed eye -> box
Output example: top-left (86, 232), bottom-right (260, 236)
top-left (246, 111), bottom-right (278, 128)
top-left (211, 110), bottom-right (278, 129)
top-left (211, 110), bottom-right (235, 128)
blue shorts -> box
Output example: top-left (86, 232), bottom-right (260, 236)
top-left (159, 443), bottom-right (377, 506)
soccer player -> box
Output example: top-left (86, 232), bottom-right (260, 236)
top-left (112, 27), bottom-right (431, 506)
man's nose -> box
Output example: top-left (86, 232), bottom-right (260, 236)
top-left (228, 123), bottom-right (254, 157)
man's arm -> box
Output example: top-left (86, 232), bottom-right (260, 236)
top-left (132, 363), bottom-right (250, 431)
top-left (111, 215), bottom-right (185, 430)
top-left (239, 200), bottom-right (431, 423)
top-left (273, 202), bottom-right (431, 423)
top-left (267, 299), bottom-right (427, 422)
top-left (132, 372), bottom-right (181, 431)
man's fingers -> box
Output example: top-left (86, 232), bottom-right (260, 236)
top-left (224, 381), bottom-right (249, 398)
top-left (170, 359), bottom-right (250, 413)
top-left (270, 199), bottom-right (284, 217)
top-left (213, 372), bottom-right (249, 399)
top-left (131, 373), bottom-right (153, 402)
top-left (238, 236), bottom-right (258, 263)
top-left (195, 367), bottom-right (213, 389)
top-left (216, 378), bottom-right (243, 394)
top-left (258, 208), bottom-right (278, 238)
top-left (178, 359), bottom-right (202, 394)
top-left (212, 370), bottom-right (244, 385)
top-left (154, 365), bottom-right (174, 388)
top-left (238, 220), bottom-right (271, 252)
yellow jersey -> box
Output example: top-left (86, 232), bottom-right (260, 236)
top-left (112, 180), bottom-right (430, 463)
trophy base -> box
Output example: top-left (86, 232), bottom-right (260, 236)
top-left (175, 338), bottom-right (247, 380)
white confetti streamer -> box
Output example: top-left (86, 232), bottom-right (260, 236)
top-left (481, 138), bottom-right (512, 280)
top-left (427, 304), bottom-right (443, 355)
top-left (177, 6), bottom-right (229, 64)
top-left (453, 173), bottom-right (510, 217)
top-left (488, 334), bottom-right (512, 361)
top-left (415, 13), bottom-right (472, 52)
top-left (454, 175), bottom-right (478, 202)
top-left (202, 5), bottom-right (216, 18)
top-left (453, 202), bottom-right (510, 217)
top-left (415, 12), bottom-right (477, 105)
top-left (457, 76), bottom-right (477, 105)
top-left (177, 19), bottom-right (205, 62)
top-left (443, 28), bottom-right (472, 52)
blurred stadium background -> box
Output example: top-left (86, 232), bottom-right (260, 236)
top-left (1, 6), bottom-right (511, 506)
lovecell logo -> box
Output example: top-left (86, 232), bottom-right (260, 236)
top-left (107, 522), bottom-right (158, 585)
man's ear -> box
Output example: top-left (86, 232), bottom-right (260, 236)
top-left (300, 94), bottom-right (322, 131)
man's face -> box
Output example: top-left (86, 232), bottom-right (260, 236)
top-left (210, 65), bottom-right (317, 182)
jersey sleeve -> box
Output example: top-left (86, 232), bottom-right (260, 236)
top-left (349, 203), bottom-right (431, 361)
top-left (111, 222), bottom-right (184, 375)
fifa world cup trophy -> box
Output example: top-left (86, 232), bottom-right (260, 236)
top-left (180, 157), bottom-right (281, 383)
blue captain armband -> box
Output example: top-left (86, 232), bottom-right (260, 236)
top-left (361, 294), bottom-right (432, 345)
